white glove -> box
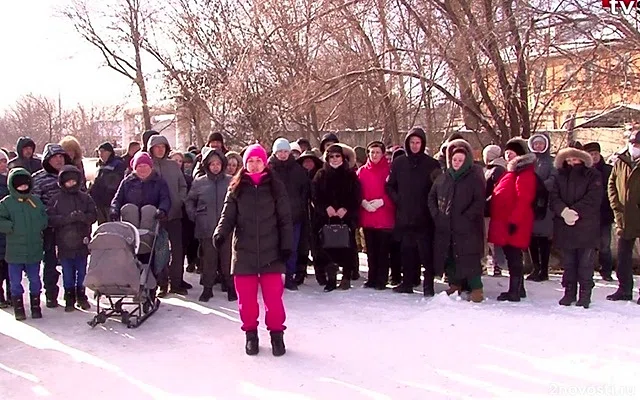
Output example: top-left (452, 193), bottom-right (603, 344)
top-left (369, 199), bottom-right (384, 210)
top-left (561, 207), bottom-right (579, 226)
top-left (361, 200), bottom-right (376, 212)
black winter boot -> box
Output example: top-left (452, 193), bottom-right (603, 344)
top-left (558, 284), bottom-right (577, 306)
top-left (12, 296), bottom-right (26, 321)
top-left (285, 274), bottom-right (299, 291)
top-left (199, 287), bottom-right (214, 302)
top-left (519, 278), bottom-right (527, 298)
top-left (76, 287), bottom-right (91, 310)
top-left (393, 282), bottom-right (414, 294)
top-left (338, 278), bottom-right (351, 290)
top-left (45, 288), bottom-right (59, 308)
top-left (423, 279), bottom-right (435, 297)
top-left (324, 272), bottom-right (337, 292)
top-left (270, 331), bottom-right (286, 357)
top-left (64, 290), bottom-right (76, 312)
top-left (606, 289), bottom-right (632, 301)
top-left (497, 276), bottom-right (521, 302)
top-left (186, 262), bottom-right (196, 273)
top-left (30, 294), bottom-right (42, 319)
top-left (576, 284), bottom-right (593, 309)
top-left (181, 280), bottom-right (193, 290)
top-left (245, 330), bottom-right (259, 356)
top-left (526, 265), bottom-right (540, 281)
top-left (157, 285), bottom-right (169, 298)
top-left (169, 284), bottom-right (188, 295)
top-left (220, 279), bottom-right (228, 293)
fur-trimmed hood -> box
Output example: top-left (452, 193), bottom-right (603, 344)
top-left (324, 143), bottom-right (357, 169)
top-left (528, 133), bottom-right (550, 154)
top-left (507, 153), bottom-right (537, 172)
top-left (446, 139), bottom-right (473, 169)
top-left (554, 147), bottom-right (593, 169)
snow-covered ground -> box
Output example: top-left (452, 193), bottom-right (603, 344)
top-left (2, 256), bottom-right (640, 400)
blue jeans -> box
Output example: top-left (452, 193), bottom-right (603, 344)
top-left (286, 224), bottom-right (302, 275)
top-left (8, 263), bottom-right (42, 296)
top-left (60, 256), bottom-right (88, 290)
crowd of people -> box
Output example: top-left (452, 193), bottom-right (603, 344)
top-left (0, 125), bottom-right (639, 356)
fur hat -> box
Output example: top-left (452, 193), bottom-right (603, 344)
top-left (554, 147), bottom-right (593, 169)
top-left (505, 137), bottom-right (529, 156)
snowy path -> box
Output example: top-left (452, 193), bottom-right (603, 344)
top-left (2, 264), bottom-right (640, 400)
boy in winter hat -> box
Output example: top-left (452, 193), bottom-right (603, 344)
top-left (0, 168), bottom-right (48, 320)
top-left (47, 166), bottom-right (98, 312)
top-left (0, 150), bottom-right (10, 307)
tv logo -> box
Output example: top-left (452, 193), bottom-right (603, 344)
top-left (603, 0), bottom-right (639, 14)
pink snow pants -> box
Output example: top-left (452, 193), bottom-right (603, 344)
top-left (234, 273), bottom-right (286, 332)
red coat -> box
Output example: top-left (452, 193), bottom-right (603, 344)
top-left (488, 154), bottom-right (537, 250)
top-left (357, 158), bottom-right (395, 230)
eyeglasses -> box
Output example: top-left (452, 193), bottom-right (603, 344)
top-left (328, 154), bottom-right (342, 159)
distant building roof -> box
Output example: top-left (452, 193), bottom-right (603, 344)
top-left (573, 104), bottom-right (640, 129)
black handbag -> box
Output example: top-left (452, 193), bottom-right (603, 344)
top-left (320, 223), bottom-right (351, 249)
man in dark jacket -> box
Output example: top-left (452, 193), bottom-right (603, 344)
top-left (32, 144), bottom-right (73, 308)
top-left (185, 148), bottom-right (233, 301)
top-left (147, 135), bottom-right (189, 295)
top-left (0, 150), bottom-right (9, 307)
top-left (46, 166), bottom-right (98, 311)
top-left (8, 137), bottom-right (43, 174)
top-left (607, 129), bottom-right (640, 304)
top-left (319, 133), bottom-right (339, 154)
top-left (583, 142), bottom-right (615, 281)
top-left (122, 141), bottom-right (141, 170)
top-left (268, 138), bottom-right (310, 290)
top-left (550, 147), bottom-right (602, 308)
top-left (386, 127), bottom-right (442, 295)
top-left (90, 142), bottom-right (126, 224)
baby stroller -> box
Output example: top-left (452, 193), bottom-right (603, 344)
top-left (85, 219), bottom-right (162, 328)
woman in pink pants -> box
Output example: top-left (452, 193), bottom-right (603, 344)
top-left (214, 144), bottom-right (293, 356)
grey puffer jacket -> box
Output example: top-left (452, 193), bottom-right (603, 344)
top-left (214, 170), bottom-right (293, 276)
top-left (528, 133), bottom-right (556, 237)
top-left (147, 135), bottom-right (188, 221)
top-left (185, 148), bottom-right (231, 239)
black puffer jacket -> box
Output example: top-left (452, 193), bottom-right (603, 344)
top-left (185, 148), bottom-right (231, 239)
top-left (47, 166), bottom-right (98, 259)
top-left (550, 148), bottom-right (602, 249)
top-left (385, 128), bottom-right (441, 232)
top-left (90, 154), bottom-right (126, 207)
top-left (594, 157), bottom-right (614, 225)
top-left (429, 142), bottom-right (485, 279)
top-left (311, 162), bottom-right (361, 230)
top-left (268, 154), bottom-right (309, 224)
top-left (32, 144), bottom-right (73, 208)
top-left (214, 170), bottom-right (293, 275)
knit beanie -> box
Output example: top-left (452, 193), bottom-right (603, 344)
top-left (183, 152), bottom-right (195, 163)
top-left (272, 138), bottom-right (291, 153)
top-left (482, 145), bottom-right (502, 164)
top-left (289, 142), bottom-right (302, 153)
top-left (132, 152), bottom-right (153, 170)
top-left (243, 144), bottom-right (268, 168)
top-left (0, 149), bottom-right (8, 162)
top-left (207, 132), bottom-right (224, 145)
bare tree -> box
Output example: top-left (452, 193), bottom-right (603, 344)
top-left (63, 0), bottom-right (154, 130)
top-left (2, 94), bottom-right (61, 147)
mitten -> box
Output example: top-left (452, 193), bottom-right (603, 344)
top-left (361, 200), bottom-right (376, 212)
top-left (213, 234), bottom-right (225, 249)
top-left (155, 209), bottom-right (168, 222)
top-left (370, 199), bottom-right (384, 210)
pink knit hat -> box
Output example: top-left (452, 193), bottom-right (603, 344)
top-left (132, 152), bottom-right (154, 170)
top-left (242, 144), bottom-right (268, 168)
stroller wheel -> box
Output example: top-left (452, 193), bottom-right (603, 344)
top-left (114, 300), bottom-right (123, 313)
top-left (96, 313), bottom-right (108, 324)
top-left (87, 318), bottom-right (99, 328)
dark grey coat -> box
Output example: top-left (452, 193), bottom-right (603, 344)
top-left (185, 148), bottom-right (231, 239)
top-left (214, 170), bottom-right (293, 275)
top-left (550, 148), bottom-right (602, 249)
top-left (428, 143), bottom-right (485, 279)
top-left (268, 154), bottom-right (309, 224)
top-left (528, 133), bottom-right (556, 237)
top-left (147, 135), bottom-right (188, 221)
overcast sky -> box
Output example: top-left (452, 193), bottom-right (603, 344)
top-left (0, 0), bottom-right (134, 109)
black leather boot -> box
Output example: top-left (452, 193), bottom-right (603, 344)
top-left (30, 294), bottom-right (42, 319)
top-left (270, 331), bottom-right (286, 357)
top-left (64, 290), bottom-right (76, 312)
top-left (558, 284), bottom-right (577, 306)
top-left (497, 275), bottom-right (521, 302)
top-left (245, 330), bottom-right (259, 356)
top-left (575, 283), bottom-right (593, 309)
top-left (45, 288), bottom-right (59, 308)
top-left (199, 287), bottom-right (214, 302)
top-left (76, 287), bottom-right (91, 310)
top-left (12, 296), bottom-right (26, 321)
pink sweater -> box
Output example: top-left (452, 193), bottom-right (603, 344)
top-left (357, 158), bottom-right (395, 230)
